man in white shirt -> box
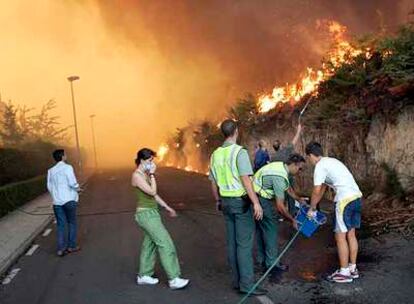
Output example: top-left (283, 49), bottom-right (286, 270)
top-left (47, 149), bottom-right (81, 256)
top-left (306, 142), bottom-right (362, 283)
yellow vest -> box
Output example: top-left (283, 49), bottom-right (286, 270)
top-left (210, 144), bottom-right (247, 197)
top-left (253, 162), bottom-right (289, 199)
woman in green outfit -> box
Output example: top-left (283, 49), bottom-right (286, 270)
top-left (132, 148), bottom-right (189, 290)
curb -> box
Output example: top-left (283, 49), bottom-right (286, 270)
top-left (0, 213), bottom-right (52, 277)
top-left (0, 174), bottom-right (93, 277)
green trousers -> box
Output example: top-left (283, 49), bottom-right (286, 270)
top-left (255, 197), bottom-right (279, 269)
top-left (221, 197), bottom-right (255, 292)
top-left (135, 209), bottom-right (181, 280)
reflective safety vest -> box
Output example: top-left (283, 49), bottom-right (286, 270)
top-left (210, 144), bottom-right (247, 197)
top-left (253, 162), bottom-right (290, 199)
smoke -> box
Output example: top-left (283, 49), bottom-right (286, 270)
top-left (93, 0), bottom-right (412, 89)
top-left (0, 0), bottom-right (412, 167)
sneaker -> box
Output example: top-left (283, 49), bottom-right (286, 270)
top-left (136, 275), bottom-right (159, 285)
top-left (350, 268), bottom-right (360, 279)
top-left (169, 277), bottom-right (190, 290)
top-left (67, 246), bottom-right (81, 254)
top-left (56, 250), bottom-right (66, 257)
top-left (327, 270), bottom-right (353, 283)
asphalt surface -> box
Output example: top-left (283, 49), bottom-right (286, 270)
top-left (0, 168), bottom-right (413, 304)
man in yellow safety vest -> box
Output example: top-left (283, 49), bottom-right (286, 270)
top-left (253, 154), bottom-right (307, 274)
top-left (209, 119), bottom-right (266, 296)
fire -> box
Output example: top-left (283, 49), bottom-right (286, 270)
top-left (259, 68), bottom-right (324, 112)
top-left (258, 20), bottom-right (369, 113)
top-left (184, 165), bottom-right (199, 173)
top-left (157, 144), bottom-right (169, 162)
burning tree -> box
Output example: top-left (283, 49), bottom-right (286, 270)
top-left (257, 20), bottom-right (372, 113)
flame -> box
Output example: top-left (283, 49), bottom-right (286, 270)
top-left (183, 165), bottom-right (201, 173)
top-left (157, 144), bottom-right (169, 162)
top-left (160, 20), bottom-right (370, 172)
top-left (258, 20), bottom-right (369, 113)
top-left (158, 142), bottom-right (203, 172)
top-left (185, 165), bottom-right (198, 173)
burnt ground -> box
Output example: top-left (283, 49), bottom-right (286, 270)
top-left (0, 168), bottom-right (413, 304)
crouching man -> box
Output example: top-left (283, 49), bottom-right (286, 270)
top-left (253, 154), bottom-right (307, 273)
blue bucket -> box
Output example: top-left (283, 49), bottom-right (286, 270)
top-left (295, 205), bottom-right (327, 238)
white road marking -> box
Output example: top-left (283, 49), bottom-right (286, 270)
top-left (1, 268), bottom-right (21, 285)
top-left (42, 228), bottom-right (52, 237)
top-left (256, 295), bottom-right (275, 304)
top-left (25, 244), bottom-right (39, 256)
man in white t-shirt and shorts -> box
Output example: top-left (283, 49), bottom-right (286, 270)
top-left (305, 142), bottom-right (362, 283)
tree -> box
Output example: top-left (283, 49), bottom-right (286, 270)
top-left (228, 93), bottom-right (258, 127)
top-left (25, 99), bottom-right (69, 144)
top-left (0, 102), bottom-right (24, 147)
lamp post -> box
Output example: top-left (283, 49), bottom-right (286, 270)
top-left (89, 114), bottom-right (98, 170)
top-left (67, 75), bottom-right (81, 172)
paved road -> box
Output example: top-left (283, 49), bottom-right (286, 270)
top-left (1, 168), bottom-right (413, 304)
top-left (0, 169), bottom-right (261, 304)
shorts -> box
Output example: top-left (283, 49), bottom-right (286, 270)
top-left (334, 198), bottom-right (362, 233)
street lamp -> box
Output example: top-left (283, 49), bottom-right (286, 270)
top-left (89, 114), bottom-right (98, 170)
top-left (67, 75), bottom-right (82, 172)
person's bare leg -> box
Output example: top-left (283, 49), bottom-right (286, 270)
top-left (347, 228), bottom-right (358, 265)
top-left (335, 232), bottom-right (349, 269)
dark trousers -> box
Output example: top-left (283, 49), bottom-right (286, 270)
top-left (255, 197), bottom-right (278, 269)
top-left (53, 201), bottom-right (78, 251)
top-left (221, 197), bottom-right (255, 292)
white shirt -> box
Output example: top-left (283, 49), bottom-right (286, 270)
top-left (47, 161), bottom-right (79, 205)
top-left (314, 157), bottom-right (362, 203)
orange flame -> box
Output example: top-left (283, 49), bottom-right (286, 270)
top-left (258, 20), bottom-right (369, 113)
top-left (157, 144), bottom-right (169, 162)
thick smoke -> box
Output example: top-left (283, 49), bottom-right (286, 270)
top-left (0, 0), bottom-right (412, 167)
top-left (94, 0), bottom-right (413, 100)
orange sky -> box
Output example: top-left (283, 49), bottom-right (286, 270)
top-left (0, 0), bottom-right (412, 167)
top-left (0, 1), bottom-right (228, 167)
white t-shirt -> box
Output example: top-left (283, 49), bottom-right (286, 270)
top-left (313, 157), bottom-right (362, 203)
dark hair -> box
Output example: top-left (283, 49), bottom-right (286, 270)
top-left (273, 140), bottom-right (281, 151)
top-left (220, 119), bottom-right (238, 138)
top-left (285, 153), bottom-right (306, 165)
top-left (52, 149), bottom-right (65, 162)
top-left (305, 141), bottom-right (323, 157)
top-left (135, 148), bottom-right (156, 166)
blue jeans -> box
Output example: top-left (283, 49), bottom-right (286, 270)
top-left (53, 201), bottom-right (78, 251)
